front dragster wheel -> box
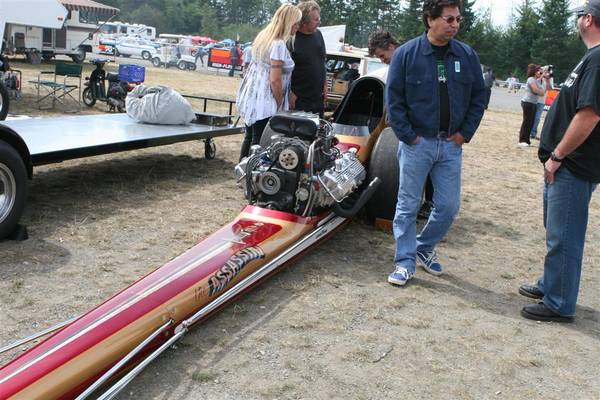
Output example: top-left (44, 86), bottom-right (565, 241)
top-left (0, 140), bottom-right (27, 240)
top-left (365, 127), bottom-right (399, 223)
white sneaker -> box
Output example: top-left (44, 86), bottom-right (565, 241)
top-left (388, 266), bottom-right (414, 286)
top-left (517, 142), bottom-right (530, 148)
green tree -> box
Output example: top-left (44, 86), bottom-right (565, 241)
top-left (505, 0), bottom-right (541, 80)
top-left (532, 0), bottom-right (584, 82)
top-left (397, 0), bottom-right (424, 42)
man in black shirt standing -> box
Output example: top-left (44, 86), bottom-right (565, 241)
top-left (290, 1), bottom-right (327, 116)
top-left (519, 0), bottom-right (600, 322)
top-left (229, 41), bottom-right (240, 77)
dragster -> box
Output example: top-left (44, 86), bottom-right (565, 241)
top-left (0, 76), bottom-right (402, 399)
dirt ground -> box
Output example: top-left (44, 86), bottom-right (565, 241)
top-left (0, 58), bottom-right (599, 400)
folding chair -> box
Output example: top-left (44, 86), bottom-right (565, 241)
top-left (30, 62), bottom-right (82, 112)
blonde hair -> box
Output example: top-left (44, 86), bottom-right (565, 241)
top-left (252, 3), bottom-right (301, 62)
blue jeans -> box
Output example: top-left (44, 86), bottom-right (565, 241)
top-left (530, 103), bottom-right (544, 138)
top-left (537, 167), bottom-right (596, 316)
top-left (393, 137), bottom-right (462, 272)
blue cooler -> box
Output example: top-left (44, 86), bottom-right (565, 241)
top-left (118, 64), bottom-right (145, 83)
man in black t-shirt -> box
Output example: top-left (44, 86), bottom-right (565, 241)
top-left (519, 0), bottom-right (600, 323)
top-left (290, 1), bottom-right (327, 116)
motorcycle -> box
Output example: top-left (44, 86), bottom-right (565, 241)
top-left (82, 59), bottom-right (133, 113)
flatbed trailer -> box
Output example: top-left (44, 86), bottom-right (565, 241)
top-left (0, 109), bottom-right (244, 240)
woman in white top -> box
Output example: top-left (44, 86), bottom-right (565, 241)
top-left (237, 3), bottom-right (301, 160)
top-left (518, 64), bottom-right (546, 146)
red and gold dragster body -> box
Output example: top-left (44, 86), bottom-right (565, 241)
top-left (0, 77), bottom-right (395, 399)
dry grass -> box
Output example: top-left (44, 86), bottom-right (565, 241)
top-left (0, 57), bottom-right (599, 400)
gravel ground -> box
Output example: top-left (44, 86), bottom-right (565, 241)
top-left (0, 59), bottom-right (598, 400)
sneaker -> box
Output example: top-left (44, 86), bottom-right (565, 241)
top-left (416, 250), bottom-right (443, 276)
top-left (388, 266), bottom-right (414, 286)
top-left (517, 142), bottom-right (530, 147)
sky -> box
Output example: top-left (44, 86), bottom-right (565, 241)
top-left (474, 0), bottom-right (580, 27)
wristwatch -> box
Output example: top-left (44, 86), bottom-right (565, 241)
top-left (550, 151), bottom-right (564, 162)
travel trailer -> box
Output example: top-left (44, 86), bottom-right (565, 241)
top-left (97, 21), bottom-right (156, 42)
top-left (3, 0), bottom-right (119, 63)
top-left (0, 0), bottom-right (68, 118)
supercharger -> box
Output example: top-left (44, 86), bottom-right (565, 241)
top-left (235, 112), bottom-right (366, 217)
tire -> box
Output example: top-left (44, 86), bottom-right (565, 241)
top-left (151, 57), bottom-right (161, 68)
top-left (115, 49), bottom-right (121, 57)
top-left (70, 48), bottom-right (86, 64)
top-left (187, 62), bottom-right (196, 71)
top-left (204, 139), bottom-right (216, 159)
top-left (0, 83), bottom-right (9, 121)
top-left (141, 51), bottom-right (151, 60)
top-left (177, 60), bottom-right (187, 70)
top-left (365, 127), bottom-right (400, 222)
top-left (41, 53), bottom-right (53, 61)
top-left (0, 140), bottom-right (27, 240)
top-left (82, 87), bottom-right (96, 107)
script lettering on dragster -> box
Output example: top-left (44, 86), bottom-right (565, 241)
top-left (208, 247), bottom-right (265, 296)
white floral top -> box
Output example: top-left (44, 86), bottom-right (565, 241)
top-left (236, 40), bottom-right (295, 126)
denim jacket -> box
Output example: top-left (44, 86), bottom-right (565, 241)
top-left (386, 32), bottom-right (486, 144)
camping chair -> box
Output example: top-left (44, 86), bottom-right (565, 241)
top-left (30, 62), bottom-right (82, 112)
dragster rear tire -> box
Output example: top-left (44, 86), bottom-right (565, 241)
top-left (365, 127), bottom-right (399, 222)
top-left (0, 83), bottom-right (9, 121)
top-left (0, 140), bottom-right (27, 240)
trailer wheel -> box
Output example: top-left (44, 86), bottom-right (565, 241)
top-left (0, 140), bottom-right (27, 240)
top-left (187, 62), bottom-right (197, 71)
top-left (141, 51), bottom-right (151, 60)
top-left (82, 87), bottom-right (96, 107)
top-left (365, 127), bottom-right (400, 222)
top-left (0, 83), bottom-right (8, 121)
top-left (151, 57), bottom-right (161, 68)
top-left (205, 139), bottom-right (216, 159)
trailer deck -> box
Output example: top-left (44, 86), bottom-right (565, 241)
top-left (0, 111), bottom-right (244, 240)
top-left (1, 113), bottom-right (242, 165)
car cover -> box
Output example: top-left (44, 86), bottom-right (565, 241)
top-left (126, 85), bottom-right (195, 124)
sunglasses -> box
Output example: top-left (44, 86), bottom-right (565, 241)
top-left (440, 15), bottom-right (463, 24)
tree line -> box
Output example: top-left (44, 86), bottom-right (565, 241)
top-left (102, 0), bottom-right (585, 82)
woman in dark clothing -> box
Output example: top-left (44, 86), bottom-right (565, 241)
top-left (518, 64), bottom-right (545, 147)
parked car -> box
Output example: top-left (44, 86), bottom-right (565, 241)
top-left (115, 38), bottom-right (159, 60)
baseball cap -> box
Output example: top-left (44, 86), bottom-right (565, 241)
top-left (574, 0), bottom-right (600, 17)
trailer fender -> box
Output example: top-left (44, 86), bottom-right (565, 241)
top-left (0, 125), bottom-right (33, 178)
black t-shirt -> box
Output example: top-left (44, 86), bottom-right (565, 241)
top-left (539, 44), bottom-right (600, 182)
top-left (432, 44), bottom-right (450, 132)
top-left (290, 30), bottom-right (326, 104)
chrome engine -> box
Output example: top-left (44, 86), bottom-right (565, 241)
top-left (235, 112), bottom-right (366, 216)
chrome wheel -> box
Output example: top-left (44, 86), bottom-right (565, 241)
top-left (0, 163), bottom-right (16, 225)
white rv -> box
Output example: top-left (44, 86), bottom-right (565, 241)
top-left (3, 0), bottom-right (119, 63)
top-left (97, 21), bottom-right (156, 42)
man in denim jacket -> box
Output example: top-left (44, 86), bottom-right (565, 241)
top-left (385, 0), bottom-right (485, 286)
